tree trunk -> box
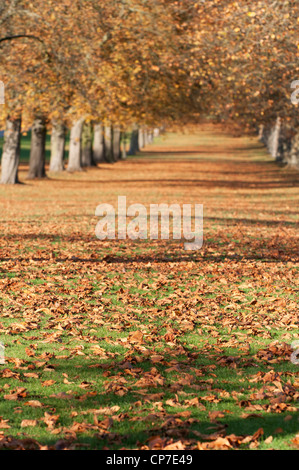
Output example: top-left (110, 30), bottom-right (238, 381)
top-left (49, 121), bottom-right (66, 172)
top-left (112, 126), bottom-right (121, 161)
top-left (67, 117), bottom-right (84, 172)
top-left (120, 132), bottom-right (127, 160)
top-left (138, 128), bottom-right (145, 149)
top-left (286, 131), bottom-right (299, 168)
top-left (81, 121), bottom-right (94, 167)
top-left (93, 123), bottom-right (104, 163)
top-left (128, 128), bottom-right (139, 155)
top-left (266, 117), bottom-right (281, 160)
top-left (104, 125), bottom-right (114, 163)
top-left (147, 129), bottom-right (154, 144)
top-left (258, 124), bottom-right (264, 141)
top-left (272, 117), bottom-right (281, 161)
top-left (0, 116), bottom-right (21, 184)
top-left (27, 117), bottom-right (47, 179)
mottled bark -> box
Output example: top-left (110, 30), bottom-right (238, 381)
top-left (285, 131), bottom-right (299, 168)
top-left (266, 117), bottom-right (281, 160)
top-left (147, 129), bottom-right (154, 145)
top-left (112, 126), bottom-right (121, 161)
top-left (67, 117), bottom-right (84, 172)
top-left (49, 121), bottom-right (66, 172)
top-left (0, 116), bottom-right (21, 184)
top-left (81, 121), bottom-right (94, 167)
top-left (120, 132), bottom-right (127, 160)
top-left (93, 123), bottom-right (104, 163)
top-left (27, 117), bottom-right (47, 179)
top-left (0, 81), bottom-right (4, 105)
top-left (128, 128), bottom-right (140, 155)
top-left (104, 125), bottom-right (114, 163)
top-left (138, 128), bottom-right (145, 149)
top-left (258, 124), bottom-right (264, 141)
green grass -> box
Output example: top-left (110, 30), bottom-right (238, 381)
top-left (0, 265), bottom-right (298, 450)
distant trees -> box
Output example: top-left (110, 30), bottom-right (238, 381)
top-left (191, 0), bottom-right (299, 166)
top-left (0, 116), bottom-right (21, 184)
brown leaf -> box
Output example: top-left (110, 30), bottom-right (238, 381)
top-left (21, 419), bottom-right (38, 428)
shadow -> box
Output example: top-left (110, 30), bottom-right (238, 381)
top-left (203, 215), bottom-right (299, 228)
top-left (0, 247), bottom-right (296, 266)
top-left (34, 178), bottom-right (299, 189)
top-left (142, 145), bottom-right (264, 156)
top-left (0, 348), bottom-right (297, 449)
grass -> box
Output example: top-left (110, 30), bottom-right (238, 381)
top-left (0, 124), bottom-right (298, 450)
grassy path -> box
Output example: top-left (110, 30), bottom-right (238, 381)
top-left (0, 125), bottom-right (298, 450)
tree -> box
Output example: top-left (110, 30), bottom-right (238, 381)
top-left (189, 1), bottom-right (299, 165)
top-left (67, 117), bottom-right (85, 172)
top-left (0, 116), bottom-right (21, 184)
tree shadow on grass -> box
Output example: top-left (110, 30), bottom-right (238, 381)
top-left (0, 219), bottom-right (298, 266)
top-left (1, 349), bottom-right (297, 450)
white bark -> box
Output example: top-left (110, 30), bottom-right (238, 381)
top-left (0, 117), bottom-right (21, 184)
top-left (147, 130), bottom-right (154, 144)
top-left (138, 128), bottom-right (145, 149)
top-left (67, 117), bottom-right (84, 172)
top-left (27, 117), bottom-right (47, 179)
top-left (267, 117), bottom-right (281, 160)
top-left (104, 125), bottom-right (113, 163)
top-left (93, 123), bottom-right (104, 163)
top-left (287, 131), bottom-right (299, 168)
top-left (49, 121), bottom-right (66, 172)
top-left (81, 121), bottom-right (94, 167)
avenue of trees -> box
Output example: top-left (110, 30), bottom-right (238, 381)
top-left (0, 0), bottom-right (298, 184)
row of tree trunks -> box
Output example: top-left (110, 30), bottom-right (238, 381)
top-left (0, 119), bottom-right (157, 184)
top-left (259, 118), bottom-right (299, 168)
